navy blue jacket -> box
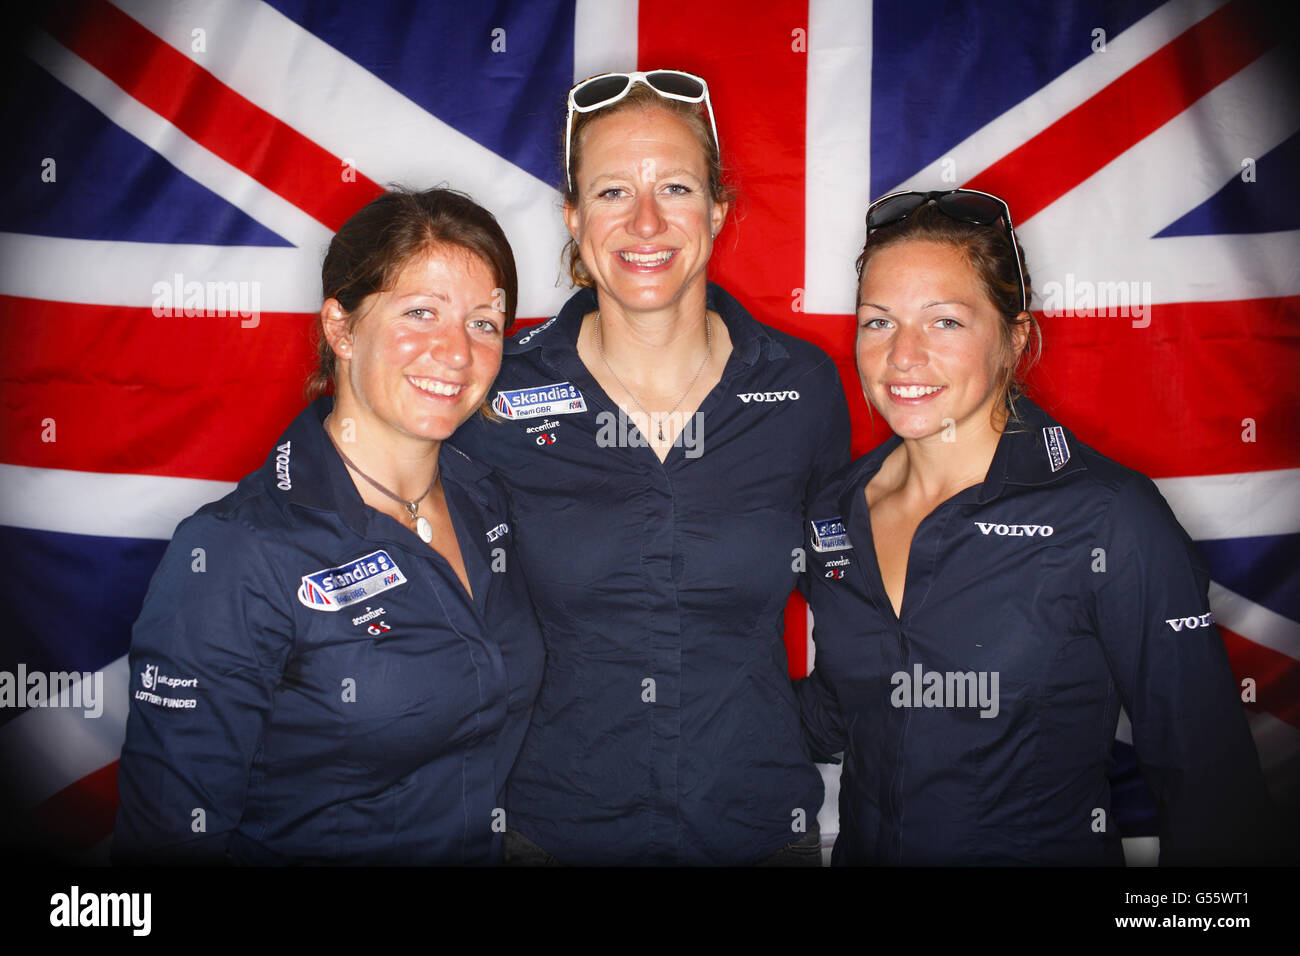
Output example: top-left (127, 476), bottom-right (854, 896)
top-left (797, 398), bottom-right (1272, 865)
top-left (114, 398), bottom-right (544, 865)
top-left (451, 283), bottom-right (850, 864)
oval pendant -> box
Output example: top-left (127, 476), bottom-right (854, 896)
top-left (416, 516), bottom-right (433, 543)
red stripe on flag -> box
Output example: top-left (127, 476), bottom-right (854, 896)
top-left (1220, 626), bottom-right (1300, 730)
top-left (638, 0), bottom-right (809, 332)
top-left (784, 591), bottom-right (808, 678)
top-left (29, 760), bottom-right (120, 853)
top-left (641, 4), bottom-right (813, 673)
top-left (967, 0), bottom-right (1276, 222)
top-left (44, 0), bottom-right (384, 231)
top-left (0, 295), bottom-right (314, 480)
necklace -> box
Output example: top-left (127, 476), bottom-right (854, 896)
top-left (324, 417), bottom-right (439, 543)
top-left (594, 311), bottom-right (711, 442)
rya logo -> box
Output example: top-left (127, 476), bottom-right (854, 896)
top-left (1166, 612), bottom-right (1214, 632)
top-left (974, 522), bottom-right (1054, 537)
top-left (737, 390), bottom-right (800, 403)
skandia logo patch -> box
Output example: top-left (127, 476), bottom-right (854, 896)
top-left (1043, 426), bottom-right (1071, 472)
top-left (493, 382), bottom-right (587, 420)
top-left (737, 390), bottom-right (800, 403)
top-left (297, 549), bottom-right (407, 611)
top-left (810, 516), bottom-right (851, 552)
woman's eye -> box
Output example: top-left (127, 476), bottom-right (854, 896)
top-left (597, 187), bottom-right (627, 200)
top-left (860, 317), bottom-right (891, 330)
top-left (935, 317), bottom-right (963, 329)
top-left (663, 183), bottom-right (690, 195)
top-left (406, 308), bottom-right (434, 320)
top-left (470, 318), bottom-right (501, 334)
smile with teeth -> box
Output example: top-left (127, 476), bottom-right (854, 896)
top-left (409, 376), bottom-right (464, 397)
top-left (889, 384), bottom-right (944, 398)
top-left (619, 250), bottom-right (675, 265)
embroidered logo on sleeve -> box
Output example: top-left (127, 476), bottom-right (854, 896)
top-left (493, 382), bottom-right (587, 420)
top-left (810, 516), bottom-right (852, 552)
top-left (298, 550), bottom-right (407, 611)
top-left (1043, 426), bottom-right (1071, 472)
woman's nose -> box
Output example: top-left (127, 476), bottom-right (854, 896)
top-left (630, 191), bottom-right (665, 237)
top-left (889, 323), bottom-right (927, 370)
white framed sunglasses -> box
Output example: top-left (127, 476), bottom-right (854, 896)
top-left (564, 70), bottom-right (720, 193)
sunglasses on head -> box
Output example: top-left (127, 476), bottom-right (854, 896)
top-left (564, 70), bottom-right (719, 193)
top-left (865, 189), bottom-right (1028, 314)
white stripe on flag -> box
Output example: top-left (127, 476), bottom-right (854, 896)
top-left (1209, 582), bottom-right (1300, 665)
top-left (0, 464), bottom-right (235, 540)
top-left (111, 0), bottom-right (572, 319)
top-left (806, 602), bottom-right (817, 673)
top-left (573, 0), bottom-right (639, 83)
top-left (804, 0), bottom-right (871, 315)
top-left (804, 0), bottom-right (1230, 314)
top-left (0, 232), bottom-right (322, 312)
top-left (0, 655), bottom-right (129, 808)
top-left (1026, 46), bottom-right (1300, 306)
top-left (1154, 468), bottom-right (1300, 540)
top-left (26, 25), bottom-right (332, 251)
top-left (895, 0), bottom-right (1231, 196)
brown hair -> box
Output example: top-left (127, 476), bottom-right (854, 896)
top-left (306, 186), bottom-right (518, 399)
top-left (562, 80), bottom-right (737, 288)
top-left (855, 201), bottom-right (1041, 419)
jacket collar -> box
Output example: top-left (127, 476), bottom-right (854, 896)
top-left (981, 396), bottom-right (1088, 499)
top-left (506, 282), bottom-right (786, 369)
top-left (835, 395), bottom-right (1087, 513)
top-left (266, 397), bottom-right (497, 539)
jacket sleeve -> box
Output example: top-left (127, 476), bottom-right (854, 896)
top-left (793, 665), bottom-right (846, 764)
top-left (1089, 473), bottom-right (1275, 864)
top-left (113, 512), bottom-right (294, 864)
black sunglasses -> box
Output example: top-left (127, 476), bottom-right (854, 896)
top-left (865, 189), bottom-right (1028, 313)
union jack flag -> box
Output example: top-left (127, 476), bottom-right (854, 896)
top-left (0, 0), bottom-right (1295, 863)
